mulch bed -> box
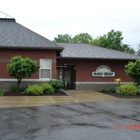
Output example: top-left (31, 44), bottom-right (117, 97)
top-left (101, 92), bottom-right (140, 98)
top-left (3, 92), bottom-right (68, 96)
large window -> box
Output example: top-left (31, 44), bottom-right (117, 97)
top-left (40, 59), bottom-right (52, 79)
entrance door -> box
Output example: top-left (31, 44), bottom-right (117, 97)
top-left (57, 66), bottom-right (74, 89)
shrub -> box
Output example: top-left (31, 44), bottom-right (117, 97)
top-left (26, 84), bottom-right (43, 95)
top-left (101, 87), bottom-right (116, 93)
top-left (49, 80), bottom-right (63, 92)
top-left (19, 86), bottom-right (27, 93)
top-left (42, 83), bottom-right (54, 94)
top-left (116, 84), bottom-right (137, 96)
top-left (9, 85), bottom-right (17, 92)
top-left (0, 90), bottom-right (4, 96)
top-left (9, 85), bottom-right (27, 93)
top-left (57, 88), bottom-right (64, 93)
top-left (109, 87), bottom-right (116, 93)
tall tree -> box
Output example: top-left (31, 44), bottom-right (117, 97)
top-left (137, 44), bottom-right (140, 56)
top-left (72, 33), bottom-right (93, 44)
top-left (53, 34), bottom-right (72, 43)
top-left (92, 30), bottom-right (124, 51)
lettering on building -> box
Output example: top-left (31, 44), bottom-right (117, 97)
top-left (92, 65), bottom-right (115, 77)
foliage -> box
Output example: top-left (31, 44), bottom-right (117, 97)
top-left (137, 44), bottom-right (140, 56)
top-left (57, 88), bottom-right (64, 93)
top-left (53, 34), bottom-right (72, 43)
top-left (0, 90), bottom-right (4, 96)
top-left (42, 83), bottom-right (54, 94)
top-left (19, 86), bottom-right (27, 93)
top-left (9, 85), bottom-right (27, 93)
top-left (92, 29), bottom-right (124, 51)
top-left (7, 56), bottom-right (40, 92)
top-left (123, 44), bottom-right (135, 54)
top-left (26, 84), bottom-right (43, 95)
top-left (101, 87), bottom-right (116, 93)
top-left (125, 60), bottom-right (140, 85)
top-left (49, 79), bottom-right (63, 92)
top-left (116, 84), bottom-right (137, 95)
top-left (72, 33), bottom-right (93, 44)
top-left (52, 31), bottom-right (135, 54)
top-left (9, 85), bottom-right (17, 92)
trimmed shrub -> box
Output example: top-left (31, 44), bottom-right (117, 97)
top-left (42, 83), bottom-right (54, 94)
top-left (49, 80), bottom-right (63, 92)
top-left (116, 84), bottom-right (137, 96)
top-left (26, 84), bottom-right (43, 95)
top-left (101, 87), bottom-right (116, 93)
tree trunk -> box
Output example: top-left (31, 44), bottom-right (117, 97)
top-left (17, 79), bottom-right (21, 92)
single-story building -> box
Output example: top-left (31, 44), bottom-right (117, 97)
top-left (0, 18), bottom-right (140, 91)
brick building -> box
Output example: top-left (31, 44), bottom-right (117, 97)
top-left (0, 18), bottom-right (139, 91)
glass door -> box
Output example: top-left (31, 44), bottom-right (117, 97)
top-left (57, 66), bottom-right (73, 89)
top-left (63, 69), bottom-right (71, 89)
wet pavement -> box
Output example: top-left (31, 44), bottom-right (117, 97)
top-left (0, 101), bottom-right (140, 140)
top-left (0, 90), bottom-right (140, 108)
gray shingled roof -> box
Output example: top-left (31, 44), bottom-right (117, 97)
top-left (57, 43), bottom-right (140, 60)
top-left (0, 18), bottom-right (63, 50)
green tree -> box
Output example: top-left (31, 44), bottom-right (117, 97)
top-left (72, 33), bottom-right (93, 44)
top-left (7, 56), bottom-right (40, 92)
top-left (53, 34), bottom-right (72, 43)
top-left (123, 44), bottom-right (135, 54)
top-left (137, 44), bottom-right (140, 56)
top-left (125, 59), bottom-right (140, 85)
top-left (92, 29), bottom-right (124, 51)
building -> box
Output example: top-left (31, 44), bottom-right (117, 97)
top-left (0, 18), bottom-right (139, 91)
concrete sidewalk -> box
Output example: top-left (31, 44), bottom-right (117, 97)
top-left (0, 90), bottom-right (140, 108)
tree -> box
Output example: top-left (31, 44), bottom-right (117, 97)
top-left (72, 33), bottom-right (93, 44)
top-left (92, 29), bottom-right (124, 51)
top-left (7, 56), bottom-right (40, 92)
top-left (125, 60), bottom-right (140, 85)
top-left (53, 34), bottom-right (72, 43)
top-left (137, 44), bottom-right (140, 56)
top-left (123, 44), bottom-right (135, 54)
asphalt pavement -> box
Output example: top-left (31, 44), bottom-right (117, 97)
top-left (0, 101), bottom-right (140, 140)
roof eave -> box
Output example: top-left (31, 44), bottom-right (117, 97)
top-left (0, 46), bottom-right (64, 51)
top-left (57, 56), bottom-right (139, 60)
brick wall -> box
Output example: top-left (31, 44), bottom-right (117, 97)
top-left (57, 59), bottom-right (134, 90)
top-left (0, 49), bottom-right (57, 79)
top-left (57, 59), bottom-right (132, 82)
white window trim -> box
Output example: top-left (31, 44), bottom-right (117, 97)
top-left (39, 58), bottom-right (52, 80)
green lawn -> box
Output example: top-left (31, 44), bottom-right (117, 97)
top-left (0, 90), bottom-right (4, 96)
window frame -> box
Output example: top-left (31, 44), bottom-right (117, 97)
top-left (40, 58), bottom-right (52, 80)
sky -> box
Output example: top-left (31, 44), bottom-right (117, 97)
top-left (0, 0), bottom-right (140, 50)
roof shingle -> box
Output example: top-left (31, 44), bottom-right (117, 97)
top-left (0, 18), bottom-right (63, 50)
top-left (57, 43), bottom-right (140, 60)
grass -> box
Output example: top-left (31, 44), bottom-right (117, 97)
top-left (0, 90), bottom-right (4, 96)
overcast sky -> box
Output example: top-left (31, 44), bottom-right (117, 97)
top-left (0, 0), bottom-right (140, 50)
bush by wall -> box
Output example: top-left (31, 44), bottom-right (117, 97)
top-left (9, 85), bottom-right (27, 93)
top-left (26, 84), bottom-right (43, 95)
top-left (42, 83), bottom-right (54, 94)
top-left (101, 87), bottom-right (116, 93)
top-left (49, 80), bottom-right (63, 92)
top-left (116, 84), bottom-right (137, 96)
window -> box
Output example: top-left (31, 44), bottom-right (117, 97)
top-left (40, 59), bottom-right (52, 79)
